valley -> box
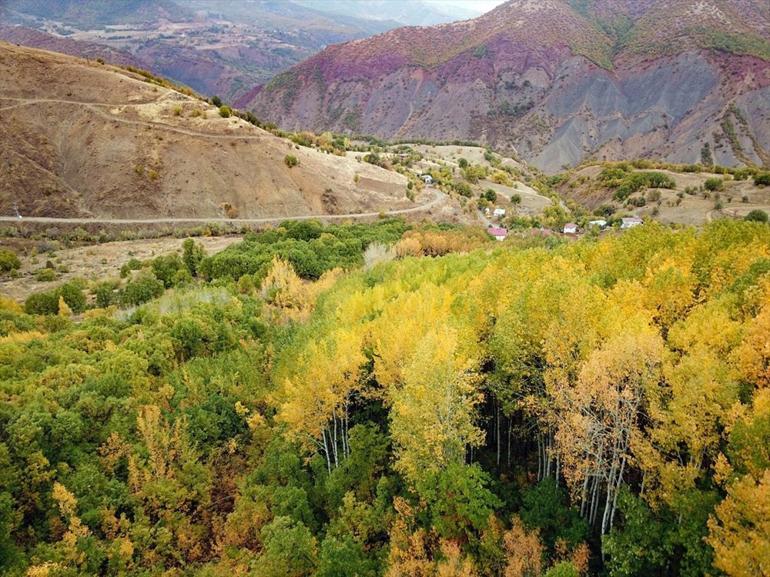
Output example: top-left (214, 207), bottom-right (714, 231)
top-left (0, 4), bottom-right (769, 577)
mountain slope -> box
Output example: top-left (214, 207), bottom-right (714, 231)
top-left (1, 0), bottom-right (396, 103)
top-left (0, 42), bottom-right (414, 219)
top-left (251, 0), bottom-right (770, 172)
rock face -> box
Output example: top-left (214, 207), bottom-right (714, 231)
top-left (251, 0), bottom-right (770, 172)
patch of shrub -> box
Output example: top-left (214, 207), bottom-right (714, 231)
top-left (704, 177), bottom-right (724, 192)
top-left (745, 209), bottom-right (769, 223)
top-left (24, 281), bottom-right (86, 315)
top-left (0, 249), bottom-right (21, 273)
top-left (34, 268), bottom-right (57, 282)
top-left (120, 272), bottom-right (165, 307)
top-left (284, 154), bottom-right (299, 168)
top-left (754, 173), bottom-right (770, 186)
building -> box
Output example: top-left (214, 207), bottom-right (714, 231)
top-left (493, 208), bottom-right (506, 218)
top-left (563, 223), bottom-right (578, 235)
top-left (488, 226), bottom-right (508, 241)
top-left (621, 216), bottom-right (643, 229)
top-left (421, 174), bottom-right (433, 185)
top-left (588, 219), bottom-right (607, 229)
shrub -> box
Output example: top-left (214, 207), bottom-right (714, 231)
top-left (511, 193), bottom-right (522, 205)
top-left (284, 155), bottom-right (299, 168)
top-left (151, 254), bottom-right (185, 288)
top-left (704, 177), bottom-right (724, 192)
top-left (120, 258), bottom-right (143, 278)
top-left (745, 209), bottom-right (769, 223)
top-left (453, 181), bottom-right (473, 197)
top-left (0, 249), bottom-right (21, 273)
top-left (754, 173), bottom-right (770, 186)
top-left (24, 281), bottom-right (86, 315)
top-left (211, 95), bottom-right (222, 107)
top-left (482, 188), bottom-right (497, 203)
top-left (219, 105), bottom-right (232, 118)
top-left (93, 280), bottom-right (119, 308)
top-left (34, 268), bottom-right (57, 282)
top-left (182, 238), bottom-right (206, 276)
top-left (120, 272), bottom-right (165, 306)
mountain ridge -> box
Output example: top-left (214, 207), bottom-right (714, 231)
top-left (250, 0), bottom-right (770, 172)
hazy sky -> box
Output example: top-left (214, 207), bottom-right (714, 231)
top-left (424, 0), bottom-right (507, 16)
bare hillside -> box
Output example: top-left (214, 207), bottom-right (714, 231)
top-left (0, 42), bottom-right (415, 219)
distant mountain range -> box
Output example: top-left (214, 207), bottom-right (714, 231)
top-left (0, 0), bottom-right (484, 103)
top-left (250, 0), bottom-right (770, 172)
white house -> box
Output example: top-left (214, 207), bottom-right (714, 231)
top-left (493, 208), bottom-right (506, 218)
top-left (563, 223), bottom-right (578, 235)
top-left (421, 174), bottom-right (433, 185)
top-left (588, 219), bottom-right (607, 229)
top-left (621, 216), bottom-right (643, 229)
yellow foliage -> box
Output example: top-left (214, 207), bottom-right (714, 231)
top-left (57, 295), bottom-right (72, 317)
top-left (708, 469), bottom-right (770, 577)
top-left (0, 295), bottom-right (22, 313)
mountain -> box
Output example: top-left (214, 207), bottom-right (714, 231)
top-left (0, 25), bottom-right (144, 68)
top-left (250, 0), bottom-right (770, 172)
top-left (0, 42), bottom-right (413, 219)
top-left (292, 0), bottom-right (483, 26)
top-left (0, 0), bottom-right (397, 103)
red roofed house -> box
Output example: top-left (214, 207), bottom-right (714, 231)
top-left (488, 226), bottom-right (508, 241)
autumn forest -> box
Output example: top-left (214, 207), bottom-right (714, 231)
top-left (1, 220), bottom-right (769, 577)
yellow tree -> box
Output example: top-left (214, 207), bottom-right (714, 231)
top-left (554, 324), bottom-right (662, 534)
top-left (389, 322), bottom-right (484, 486)
top-left (707, 470), bottom-right (770, 577)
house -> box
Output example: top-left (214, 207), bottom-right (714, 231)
top-left (493, 207), bottom-right (506, 218)
top-left (487, 226), bottom-right (508, 241)
top-left (421, 174), bottom-right (433, 185)
top-left (588, 219), bottom-right (607, 229)
top-left (621, 216), bottom-right (643, 229)
top-left (563, 223), bottom-right (578, 235)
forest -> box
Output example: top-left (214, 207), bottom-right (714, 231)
top-left (0, 220), bottom-right (768, 577)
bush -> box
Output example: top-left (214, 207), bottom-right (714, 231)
top-left (482, 188), bottom-right (497, 203)
top-left (211, 95), bottom-right (222, 107)
top-left (151, 254), bottom-right (185, 288)
top-left (745, 209), bottom-right (769, 223)
top-left (93, 280), bottom-right (119, 308)
top-left (24, 282), bottom-right (86, 315)
top-left (453, 181), bottom-right (473, 197)
top-left (120, 272), bottom-right (165, 306)
top-left (754, 173), bottom-right (770, 186)
top-left (0, 249), bottom-right (20, 273)
top-left (219, 105), bottom-right (232, 118)
top-left (34, 268), bottom-right (57, 282)
top-left (182, 238), bottom-right (206, 277)
top-left (284, 155), bottom-right (299, 168)
top-left (120, 258), bottom-right (143, 278)
top-left (704, 177), bottom-right (724, 192)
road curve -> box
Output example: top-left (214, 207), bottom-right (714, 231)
top-left (0, 189), bottom-right (444, 225)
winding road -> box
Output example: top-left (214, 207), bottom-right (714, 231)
top-left (0, 188), bottom-right (445, 225)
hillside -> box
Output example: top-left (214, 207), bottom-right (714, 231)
top-left (556, 161), bottom-right (770, 225)
top-left (0, 42), bottom-right (417, 220)
top-left (251, 0), bottom-right (770, 173)
top-left (0, 0), bottom-right (395, 103)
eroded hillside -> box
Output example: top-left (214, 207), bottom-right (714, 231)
top-left (0, 43), bottom-right (418, 220)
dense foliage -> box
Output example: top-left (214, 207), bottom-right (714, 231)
top-left (1, 221), bottom-right (769, 577)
